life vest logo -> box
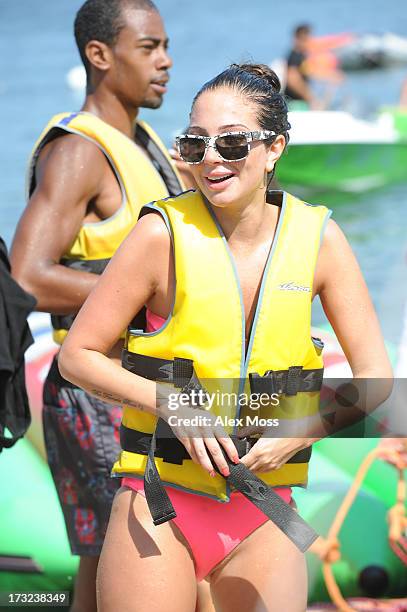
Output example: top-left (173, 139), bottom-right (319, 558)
top-left (277, 281), bottom-right (311, 293)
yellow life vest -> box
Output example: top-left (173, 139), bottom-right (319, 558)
top-left (112, 190), bottom-right (331, 501)
top-left (26, 111), bottom-right (183, 344)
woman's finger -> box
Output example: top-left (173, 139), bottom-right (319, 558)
top-left (191, 437), bottom-right (216, 475)
top-left (217, 434), bottom-right (240, 464)
top-left (203, 437), bottom-right (230, 476)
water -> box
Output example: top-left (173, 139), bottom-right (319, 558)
top-left (1, 0), bottom-right (407, 346)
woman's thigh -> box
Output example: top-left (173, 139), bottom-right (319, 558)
top-left (209, 518), bottom-right (308, 612)
top-left (97, 487), bottom-right (197, 612)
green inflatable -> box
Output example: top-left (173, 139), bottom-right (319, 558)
top-left (0, 437), bottom-right (78, 592)
top-left (1, 438), bottom-right (405, 603)
top-left (297, 440), bottom-right (407, 602)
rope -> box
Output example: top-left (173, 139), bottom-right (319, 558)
top-left (310, 446), bottom-right (407, 612)
top-left (388, 467), bottom-right (407, 565)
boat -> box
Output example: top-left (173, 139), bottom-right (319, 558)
top-left (380, 107), bottom-right (407, 140)
top-left (276, 110), bottom-right (407, 193)
top-left (334, 33), bottom-right (407, 71)
top-left (307, 32), bottom-right (407, 72)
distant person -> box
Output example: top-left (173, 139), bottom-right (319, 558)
top-left (284, 23), bottom-right (320, 108)
top-left (10, 0), bottom-right (183, 610)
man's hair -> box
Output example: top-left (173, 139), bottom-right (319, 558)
top-left (74, 0), bottom-right (157, 75)
top-left (294, 24), bottom-right (311, 38)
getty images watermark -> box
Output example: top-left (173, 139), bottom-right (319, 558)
top-left (157, 377), bottom-right (406, 438)
top-left (167, 389), bottom-right (281, 428)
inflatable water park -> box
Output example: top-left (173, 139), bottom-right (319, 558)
top-left (1, 313), bottom-right (406, 610)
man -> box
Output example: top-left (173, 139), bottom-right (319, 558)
top-left (11, 1), bottom-right (183, 609)
top-left (284, 23), bottom-right (319, 108)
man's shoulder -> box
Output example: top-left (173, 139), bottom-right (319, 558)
top-left (37, 130), bottom-right (107, 173)
top-left (286, 49), bottom-right (305, 67)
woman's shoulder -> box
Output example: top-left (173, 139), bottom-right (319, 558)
top-left (130, 209), bottom-right (171, 252)
top-left (321, 218), bottom-right (349, 251)
top-left (114, 208), bottom-right (171, 267)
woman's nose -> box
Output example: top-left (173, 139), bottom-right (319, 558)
top-left (203, 143), bottom-right (222, 164)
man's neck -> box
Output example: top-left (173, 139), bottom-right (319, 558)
top-left (81, 90), bottom-right (139, 139)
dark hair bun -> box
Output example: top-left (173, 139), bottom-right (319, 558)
top-left (231, 63), bottom-right (281, 93)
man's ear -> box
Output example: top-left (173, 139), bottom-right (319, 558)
top-left (266, 134), bottom-right (286, 173)
top-left (85, 40), bottom-right (113, 72)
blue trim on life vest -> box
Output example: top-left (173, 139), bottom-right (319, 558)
top-left (58, 112), bottom-right (79, 127)
top-left (319, 208), bottom-right (333, 247)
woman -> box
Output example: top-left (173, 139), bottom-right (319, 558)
top-left (59, 64), bottom-right (391, 612)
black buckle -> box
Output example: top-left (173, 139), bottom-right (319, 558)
top-left (286, 366), bottom-right (303, 396)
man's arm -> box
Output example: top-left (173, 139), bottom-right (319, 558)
top-left (285, 50), bottom-right (318, 107)
top-left (11, 134), bottom-right (108, 314)
top-left (286, 65), bottom-right (316, 105)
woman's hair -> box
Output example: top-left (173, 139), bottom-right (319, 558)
top-left (192, 63), bottom-right (291, 146)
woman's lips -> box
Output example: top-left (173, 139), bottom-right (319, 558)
top-left (203, 174), bottom-right (235, 191)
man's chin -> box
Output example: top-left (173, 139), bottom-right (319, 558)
top-left (142, 96), bottom-right (164, 110)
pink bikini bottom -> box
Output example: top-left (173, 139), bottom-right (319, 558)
top-left (122, 477), bottom-right (292, 581)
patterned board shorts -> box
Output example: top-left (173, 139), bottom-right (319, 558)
top-left (42, 357), bottom-right (122, 556)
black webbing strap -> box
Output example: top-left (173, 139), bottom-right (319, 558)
top-left (120, 424), bottom-right (312, 465)
top-left (122, 350), bottom-right (320, 549)
top-left (135, 123), bottom-right (183, 197)
top-left (123, 350), bottom-right (323, 397)
top-left (144, 419), bottom-right (177, 525)
top-left (122, 350), bottom-right (194, 387)
top-left (249, 366), bottom-right (324, 396)
top-left (224, 458), bottom-right (318, 552)
top-left (142, 423), bottom-right (318, 550)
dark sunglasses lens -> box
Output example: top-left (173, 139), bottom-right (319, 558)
top-left (179, 137), bottom-right (206, 163)
top-left (216, 134), bottom-right (249, 160)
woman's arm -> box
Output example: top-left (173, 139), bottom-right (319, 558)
top-left (58, 212), bottom-right (171, 415)
top-left (315, 219), bottom-right (392, 379)
top-left (58, 211), bottom-right (238, 475)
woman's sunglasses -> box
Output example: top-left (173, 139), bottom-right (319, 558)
top-left (175, 130), bottom-right (276, 164)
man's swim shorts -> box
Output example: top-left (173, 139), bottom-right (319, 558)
top-left (42, 356), bottom-right (121, 556)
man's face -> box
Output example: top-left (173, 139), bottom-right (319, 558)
top-left (296, 31), bottom-right (311, 54)
top-left (109, 8), bottom-right (172, 110)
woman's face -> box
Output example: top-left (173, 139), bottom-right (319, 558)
top-left (187, 87), bottom-right (284, 210)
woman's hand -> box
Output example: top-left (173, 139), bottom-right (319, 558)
top-left (158, 398), bottom-right (239, 477)
top-left (239, 435), bottom-right (311, 473)
top-left (376, 438), bottom-right (407, 469)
